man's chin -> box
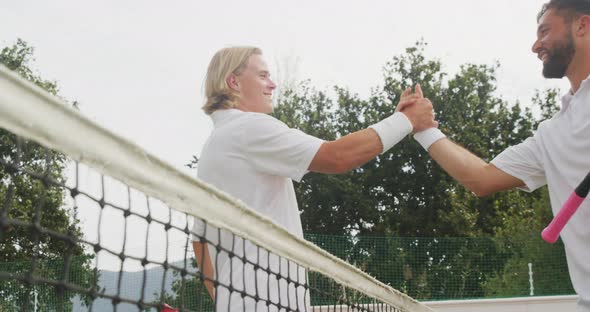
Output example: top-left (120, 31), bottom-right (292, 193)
top-left (543, 72), bottom-right (566, 79)
top-left (266, 101), bottom-right (274, 113)
top-left (542, 65), bottom-right (567, 79)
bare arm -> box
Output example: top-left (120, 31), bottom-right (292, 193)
top-left (309, 91), bottom-right (437, 174)
top-left (427, 138), bottom-right (525, 197)
top-left (192, 241), bottom-right (215, 300)
top-left (308, 128), bottom-right (383, 174)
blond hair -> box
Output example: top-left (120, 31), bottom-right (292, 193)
top-left (202, 46), bottom-right (263, 115)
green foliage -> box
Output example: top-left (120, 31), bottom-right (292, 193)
top-left (0, 39), bottom-right (95, 311)
top-left (0, 39), bottom-right (59, 95)
top-left (274, 41), bottom-right (543, 238)
top-left (483, 188), bottom-right (574, 296)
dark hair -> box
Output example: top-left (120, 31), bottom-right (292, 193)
top-left (538, 0), bottom-right (590, 22)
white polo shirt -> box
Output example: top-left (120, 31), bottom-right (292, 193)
top-left (192, 109), bottom-right (323, 312)
top-left (491, 77), bottom-right (590, 312)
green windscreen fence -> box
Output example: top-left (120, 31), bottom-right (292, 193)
top-left (305, 234), bottom-right (574, 300)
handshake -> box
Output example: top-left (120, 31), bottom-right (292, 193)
top-left (369, 84), bottom-right (446, 154)
top-left (395, 84), bottom-right (438, 133)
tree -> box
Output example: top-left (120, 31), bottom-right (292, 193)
top-left (274, 41), bottom-right (543, 238)
top-left (0, 39), bottom-right (96, 311)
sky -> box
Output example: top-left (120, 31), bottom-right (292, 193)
top-left (0, 0), bottom-right (571, 270)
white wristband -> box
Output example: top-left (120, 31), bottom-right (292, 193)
top-left (413, 128), bottom-right (446, 151)
top-left (369, 112), bottom-right (413, 154)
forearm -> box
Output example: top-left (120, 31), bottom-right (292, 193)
top-left (309, 113), bottom-right (412, 174)
top-left (311, 129), bottom-right (382, 174)
top-left (428, 139), bottom-right (488, 190)
top-left (428, 138), bottom-right (524, 196)
top-left (193, 241), bottom-right (215, 300)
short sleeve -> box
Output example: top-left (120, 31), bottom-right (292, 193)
top-left (491, 135), bottom-right (547, 192)
top-left (238, 113), bottom-right (324, 182)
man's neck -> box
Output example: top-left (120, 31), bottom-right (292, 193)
top-left (567, 49), bottom-right (590, 93)
top-left (567, 73), bottom-right (587, 93)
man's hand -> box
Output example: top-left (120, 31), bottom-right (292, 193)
top-left (395, 87), bottom-right (416, 112)
top-left (395, 84), bottom-right (438, 133)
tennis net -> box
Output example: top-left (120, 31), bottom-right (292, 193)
top-left (0, 64), bottom-right (433, 312)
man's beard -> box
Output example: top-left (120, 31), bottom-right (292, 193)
top-left (542, 32), bottom-right (575, 79)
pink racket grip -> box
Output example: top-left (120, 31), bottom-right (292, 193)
top-left (541, 192), bottom-right (586, 243)
top-left (542, 172), bottom-right (590, 244)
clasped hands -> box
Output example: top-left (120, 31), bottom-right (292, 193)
top-left (394, 84), bottom-right (438, 133)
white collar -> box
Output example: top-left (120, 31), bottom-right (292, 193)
top-left (210, 109), bottom-right (242, 126)
top-left (561, 73), bottom-right (590, 111)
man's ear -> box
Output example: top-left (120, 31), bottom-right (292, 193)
top-left (574, 15), bottom-right (590, 36)
top-left (226, 74), bottom-right (240, 91)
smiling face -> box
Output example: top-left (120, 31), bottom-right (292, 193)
top-left (231, 54), bottom-right (276, 114)
top-left (532, 8), bottom-right (576, 79)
